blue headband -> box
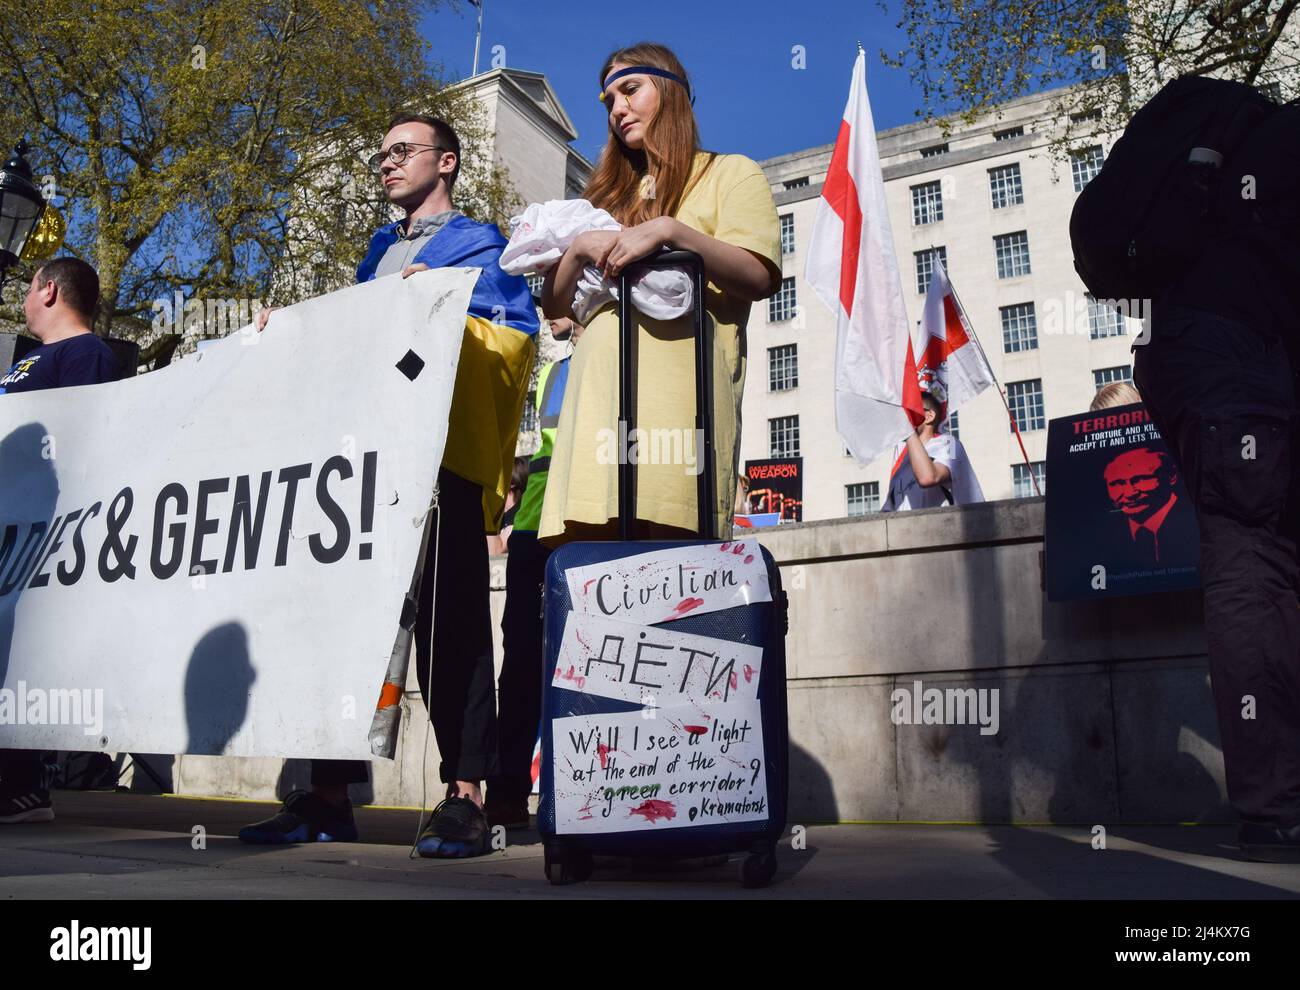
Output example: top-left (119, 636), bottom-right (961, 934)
top-left (600, 65), bottom-right (695, 106)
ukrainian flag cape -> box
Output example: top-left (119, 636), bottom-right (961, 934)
top-left (357, 215), bottom-right (538, 531)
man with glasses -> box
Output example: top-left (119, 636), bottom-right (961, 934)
top-left (241, 112), bottom-right (538, 858)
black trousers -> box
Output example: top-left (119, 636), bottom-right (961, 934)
top-left (311, 468), bottom-right (498, 788)
top-left (0, 749), bottom-right (44, 795)
top-left (1133, 304), bottom-right (1300, 826)
top-left (486, 528), bottom-right (551, 808)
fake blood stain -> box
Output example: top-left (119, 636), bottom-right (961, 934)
top-left (628, 800), bottom-right (676, 824)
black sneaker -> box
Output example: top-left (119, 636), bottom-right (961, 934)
top-left (0, 790), bottom-right (53, 824)
top-left (237, 789), bottom-right (359, 844)
top-left (416, 796), bottom-right (490, 858)
top-left (1239, 821), bottom-right (1300, 863)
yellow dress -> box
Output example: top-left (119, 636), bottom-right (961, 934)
top-left (538, 152), bottom-right (781, 544)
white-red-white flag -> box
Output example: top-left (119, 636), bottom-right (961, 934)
top-left (907, 258), bottom-right (995, 423)
top-left (805, 50), bottom-right (913, 464)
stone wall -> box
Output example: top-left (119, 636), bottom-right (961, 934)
top-left (156, 497), bottom-right (1227, 824)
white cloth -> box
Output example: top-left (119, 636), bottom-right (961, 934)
top-left (501, 199), bottom-right (693, 324)
top-left (888, 433), bottom-right (985, 511)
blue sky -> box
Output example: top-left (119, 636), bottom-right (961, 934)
top-left (419, 0), bottom-right (930, 164)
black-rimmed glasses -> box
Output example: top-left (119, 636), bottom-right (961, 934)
top-left (367, 142), bottom-right (446, 174)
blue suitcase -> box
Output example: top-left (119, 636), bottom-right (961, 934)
top-left (537, 250), bottom-right (789, 887)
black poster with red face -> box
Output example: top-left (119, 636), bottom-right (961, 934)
top-left (1045, 403), bottom-right (1201, 601)
top-left (744, 458), bottom-right (803, 523)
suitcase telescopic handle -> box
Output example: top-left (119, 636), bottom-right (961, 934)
top-left (616, 248), bottom-right (716, 542)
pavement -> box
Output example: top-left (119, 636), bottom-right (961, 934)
top-left (2, 790), bottom-right (1299, 899)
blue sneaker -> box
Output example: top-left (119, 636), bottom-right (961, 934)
top-left (416, 796), bottom-right (490, 858)
top-left (238, 790), bottom-right (359, 844)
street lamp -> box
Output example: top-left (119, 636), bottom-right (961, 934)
top-left (0, 140), bottom-right (46, 273)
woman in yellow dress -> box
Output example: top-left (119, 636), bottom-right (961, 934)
top-left (539, 42), bottom-right (781, 545)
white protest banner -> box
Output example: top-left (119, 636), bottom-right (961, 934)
top-left (0, 268), bottom-right (478, 759)
top-left (563, 540), bottom-right (772, 625)
top-left (553, 699), bottom-right (768, 834)
top-left (552, 611), bottom-right (763, 706)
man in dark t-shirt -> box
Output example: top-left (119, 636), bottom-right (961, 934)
top-left (0, 257), bottom-right (118, 824)
top-left (0, 332), bottom-right (118, 394)
top-left (1, 261), bottom-right (118, 395)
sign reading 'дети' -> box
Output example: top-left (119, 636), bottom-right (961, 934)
top-left (551, 611), bottom-right (764, 707)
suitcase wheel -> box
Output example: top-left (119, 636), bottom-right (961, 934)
top-left (544, 843), bottom-right (594, 886)
top-left (740, 848), bottom-right (777, 888)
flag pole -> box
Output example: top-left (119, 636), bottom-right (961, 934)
top-left (934, 258), bottom-right (1043, 496)
top-left (471, 0), bottom-right (485, 76)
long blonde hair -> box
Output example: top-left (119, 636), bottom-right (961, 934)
top-left (583, 42), bottom-right (714, 225)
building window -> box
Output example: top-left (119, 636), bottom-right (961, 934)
top-left (994, 230), bottom-right (1031, 279)
top-left (1071, 146), bottom-right (1105, 192)
top-left (1093, 365), bottom-right (1133, 391)
top-left (1000, 302), bottom-right (1038, 353)
top-left (779, 214), bottom-right (795, 255)
top-left (769, 415), bottom-right (800, 457)
top-left (1070, 110), bottom-right (1102, 124)
top-left (1012, 461), bottom-right (1047, 497)
top-left (948, 411), bottom-right (960, 440)
top-left (846, 482), bottom-right (880, 517)
top-left (526, 273), bottom-right (545, 299)
top-left (1087, 294), bottom-right (1127, 338)
top-left (915, 246), bottom-right (947, 294)
top-left (988, 163), bottom-right (1024, 209)
top-left (993, 126), bottom-right (1024, 141)
top-left (768, 277), bottom-right (797, 322)
top-left (911, 180), bottom-right (944, 225)
top-left (920, 143), bottom-right (949, 158)
top-left (768, 344), bottom-right (798, 391)
top-left (1006, 379), bottom-right (1045, 433)
top-left (783, 176), bottom-right (809, 190)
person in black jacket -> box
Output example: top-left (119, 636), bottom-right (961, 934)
top-left (1133, 103), bottom-right (1300, 863)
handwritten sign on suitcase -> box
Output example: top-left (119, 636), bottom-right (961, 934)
top-left (551, 542), bottom-right (773, 834)
top-left (552, 699), bottom-right (769, 834)
top-left (563, 541), bottom-right (772, 625)
top-left (551, 611), bottom-right (764, 706)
